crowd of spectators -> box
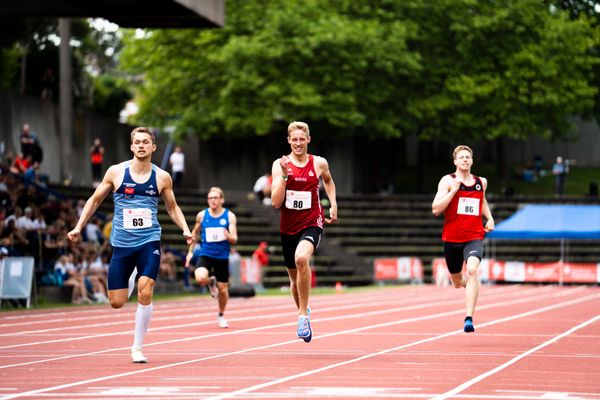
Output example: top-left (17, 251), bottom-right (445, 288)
top-left (0, 128), bottom-right (113, 305)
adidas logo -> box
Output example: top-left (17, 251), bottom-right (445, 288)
top-left (153, 249), bottom-right (161, 255)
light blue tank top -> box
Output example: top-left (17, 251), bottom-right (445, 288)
top-left (111, 161), bottom-right (161, 247)
top-left (199, 208), bottom-right (230, 259)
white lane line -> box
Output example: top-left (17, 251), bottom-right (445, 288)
top-left (0, 287), bottom-right (473, 350)
top-left (0, 285), bottom-right (548, 349)
top-left (431, 313), bottom-right (600, 400)
top-left (0, 285), bottom-right (559, 366)
top-left (203, 292), bottom-right (600, 400)
top-left (1, 289), bottom-right (596, 400)
top-left (0, 290), bottom-right (470, 368)
top-left (0, 284), bottom-right (525, 329)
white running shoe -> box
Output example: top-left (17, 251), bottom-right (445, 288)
top-left (131, 346), bottom-right (148, 363)
top-left (209, 276), bottom-right (218, 299)
top-left (217, 315), bottom-right (229, 328)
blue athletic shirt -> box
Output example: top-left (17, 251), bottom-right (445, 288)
top-left (199, 208), bottom-right (230, 259)
top-left (111, 161), bottom-right (161, 247)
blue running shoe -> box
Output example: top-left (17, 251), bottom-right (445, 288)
top-left (297, 316), bottom-right (312, 342)
top-left (464, 319), bottom-right (475, 333)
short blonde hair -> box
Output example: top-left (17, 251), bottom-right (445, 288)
top-left (207, 187), bottom-right (224, 198)
top-left (287, 121), bottom-right (310, 136)
top-left (130, 127), bottom-right (156, 144)
top-left (453, 145), bottom-right (473, 160)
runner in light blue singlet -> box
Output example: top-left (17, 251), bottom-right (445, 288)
top-left (111, 160), bottom-right (161, 247)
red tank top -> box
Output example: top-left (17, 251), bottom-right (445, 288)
top-left (442, 174), bottom-right (485, 243)
top-left (280, 155), bottom-right (324, 235)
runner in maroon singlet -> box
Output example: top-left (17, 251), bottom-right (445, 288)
top-left (271, 121), bottom-right (337, 343)
top-left (432, 145), bottom-right (494, 333)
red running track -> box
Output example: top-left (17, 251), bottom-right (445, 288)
top-left (0, 284), bottom-right (599, 399)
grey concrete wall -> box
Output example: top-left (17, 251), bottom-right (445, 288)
top-left (2, 91), bottom-right (599, 194)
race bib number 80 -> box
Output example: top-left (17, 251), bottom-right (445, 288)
top-left (285, 190), bottom-right (311, 210)
top-left (457, 197), bottom-right (480, 216)
top-left (123, 208), bottom-right (153, 229)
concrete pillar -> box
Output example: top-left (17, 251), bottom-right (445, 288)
top-left (59, 18), bottom-right (73, 183)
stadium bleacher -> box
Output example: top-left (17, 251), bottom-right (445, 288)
top-left (50, 184), bottom-right (600, 288)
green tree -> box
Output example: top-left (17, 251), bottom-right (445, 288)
top-left (120, 0), bottom-right (598, 147)
top-left (0, 18), bottom-right (131, 117)
top-left (121, 0), bottom-right (421, 140)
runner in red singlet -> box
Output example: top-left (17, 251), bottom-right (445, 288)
top-left (432, 145), bottom-right (494, 333)
top-left (271, 121), bottom-right (337, 343)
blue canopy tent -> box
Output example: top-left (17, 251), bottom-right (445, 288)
top-left (487, 204), bottom-right (600, 264)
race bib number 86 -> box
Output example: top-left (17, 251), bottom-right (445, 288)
top-left (123, 208), bottom-right (153, 229)
top-left (457, 197), bottom-right (480, 216)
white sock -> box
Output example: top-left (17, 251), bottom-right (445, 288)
top-left (128, 268), bottom-right (138, 300)
top-left (132, 302), bottom-right (153, 350)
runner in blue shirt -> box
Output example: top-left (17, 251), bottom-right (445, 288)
top-left (68, 127), bottom-right (194, 363)
top-left (186, 187), bottom-right (237, 328)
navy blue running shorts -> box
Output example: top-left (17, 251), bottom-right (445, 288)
top-left (108, 241), bottom-right (161, 290)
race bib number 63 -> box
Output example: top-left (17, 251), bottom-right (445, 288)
top-left (123, 208), bottom-right (153, 229)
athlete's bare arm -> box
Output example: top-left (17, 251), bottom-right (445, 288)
top-left (316, 156), bottom-right (337, 224)
top-left (481, 177), bottom-right (495, 232)
top-left (225, 211), bottom-right (238, 244)
top-left (67, 165), bottom-right (119, 242)
top-left (271, 157), bottom-right (288, 209)
top-left (158, 169), bottom-right (194, 245)
top-left (432, 175), bottom-right (461, 216)
top-left (185, 210), bottom-right (205, 267)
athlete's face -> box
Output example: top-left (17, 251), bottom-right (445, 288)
top-left (287, 130), bottom-right (310, 156)
top-left (454, 150), bottom-right (473, 171)
top-left (130, 132), bottom-right (156, 159)
top-left (207, 191), bottom-right (223, 210)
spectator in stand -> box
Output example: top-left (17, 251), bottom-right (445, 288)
top-left (31, 208), bottom-right (47, 231)
top-left (81, 246), bottom-right (109, 303)
top-left (253, 172), bottom-right (272, 205)
top-left (11, 153), bottom-right (31, 175)
top-left (253, 241), bottom-right (270, 268)
top-left (23, 162), bottom-right (40, 185)
top-left (43, 223), bottom-right (67, 271)
top-left (159, 247), bottom-right (178, 281)
top-left (89, 138), bottom-right (105, 187)
top-left (552, 156), bottom-right (570, 197)
top-left (84, 217), bottom-right (103, 244)
top-left (20, 124), bottom-right (35, 159)
top-left (252, 241), bottom-right (270, 291)
top-left (16, 206), bottom-right (34, 231)
top-left (229, 246), bottom-right (241, 286)
top-left (169, 145), bottom-right (185, 190)
top-left (54, 254), bottom-right (92, 304)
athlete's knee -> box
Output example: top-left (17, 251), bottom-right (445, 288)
top-left (465, 263), bottom-right (479, 279)
top-left (218, 283), bottom-right (228, 294)
top-left (295, 253), bottom-right (310, 268)
top-left (110, 298), bottom-right (125, 309)
top-left (195, 267), bottom-right (209, 283)
top-left (137, 286), bottom-right (154, 304)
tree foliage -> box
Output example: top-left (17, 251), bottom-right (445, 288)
top-left (120, 0), bottom-right (599, 142)
top-left (0, 18), bottom-right (131, 117)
